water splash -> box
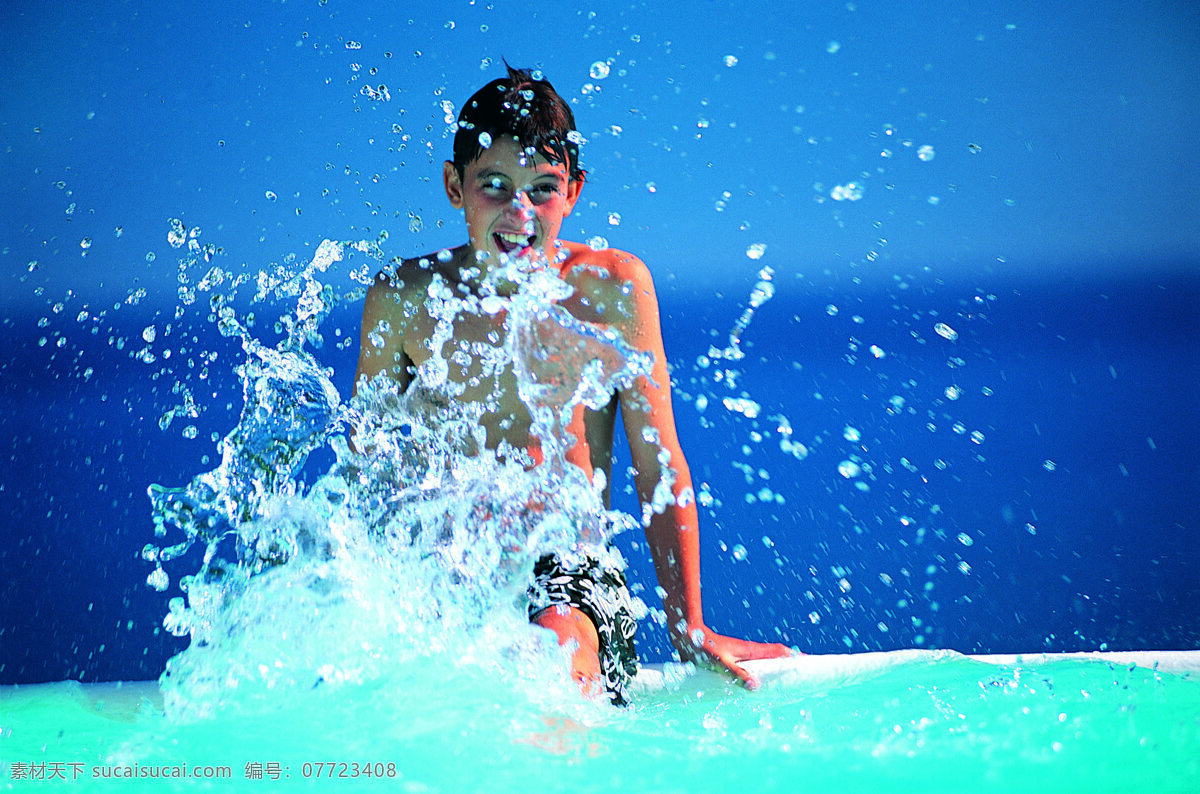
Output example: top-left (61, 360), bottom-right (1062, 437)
top-left (144, 241), bottom-right (349, 594)
top-left (145, 242), bottom-right (651, 720)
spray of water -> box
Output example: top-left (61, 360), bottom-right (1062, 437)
top-left (143, 242), bottom-right (652, 721)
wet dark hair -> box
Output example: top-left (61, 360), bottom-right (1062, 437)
top-left (452, 64), bottom-right (586, 182)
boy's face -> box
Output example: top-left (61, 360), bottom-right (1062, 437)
top-left (443, 136), bottom-right (582, 269)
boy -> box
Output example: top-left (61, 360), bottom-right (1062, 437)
top-left (354, 65), bottom-right (792, 704)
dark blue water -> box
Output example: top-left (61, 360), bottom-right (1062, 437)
top-left (2, 262), bottom-right (1196, 684)
top-left (2, 0), bottom-right (1196, 686)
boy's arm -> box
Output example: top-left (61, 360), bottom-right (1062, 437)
top-left (350, 273), bottom-right (413, 455)
top-left (614, 257), bottom-right (793, 689)
top-left (354, 272), bottom-right (412, 397)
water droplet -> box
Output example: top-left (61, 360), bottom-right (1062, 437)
top-left (731, 544), bottom-right (748, 561)
top-left (747, 276), bottom-right (774, 307)
top-left (843, 426), bottom-right (861, 442)
top-left (587, 236), bottom-right (608, 250)
top-left (607, 212), bottom-right (621, 226)
top-left (723, 55), bottom-right (739, 67)
top-left (917, 144), bottom-right (935, 161)
top-left (480, 295), bottom-right (506, 315)
top-left (146, 567), bottom-right (169, 592)
top-left (780, 438), bottom-right (808, 459)
top-left (167, 218), bottom-right (187, 248)
top-left (142, 325), bottom-right (157, 343)
top-left (944, 385), bottom-right (962, 400)
top-left (721, 397), bottom-right (760, 419)
top-left (826, 41), bottom-right (841, 54)
top-left (934, 322), bottom-right (958, 341)
top-left (589, 61), bottom-right (610, 80)
top-left (830, 182), bottom-right (863, 201)
top-left (837, 460), bottom-right (862, 479)
top-left (957, 532), bottom-right (974, 547)
top-left (745, 243), bottom-right (767, 260)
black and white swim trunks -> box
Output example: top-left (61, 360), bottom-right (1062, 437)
top-left (527, 551), bottom-right (639, 705)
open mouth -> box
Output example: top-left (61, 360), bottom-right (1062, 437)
top-left (494, 231), bottom-right (536, 255)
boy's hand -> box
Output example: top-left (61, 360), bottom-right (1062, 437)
top-left (670, 623), bottom-right (796, 690)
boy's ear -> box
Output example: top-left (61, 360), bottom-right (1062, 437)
top-left (562, 177), bottom-right (583, 216)
top-left (443, 161), bottom-right (464, 208)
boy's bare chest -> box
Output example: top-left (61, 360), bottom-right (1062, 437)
top-left (407, 307), bottom-right (528, 420)
top-left (389, 276), bottom-right (620, 459)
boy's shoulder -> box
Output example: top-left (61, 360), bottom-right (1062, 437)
top-left (558, 241), bottom-right (654, 294)
top-left (368, 249), bottom-right (464, 298)
top-left (559, 240), bottom-right (646, 274)
top-left (553, 241), bottom-right (664, 338)
top-left (558, 241), bottom-right (660, 315)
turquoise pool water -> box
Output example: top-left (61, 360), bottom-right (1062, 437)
top-left (4, 652), bottom-right (1198, 792)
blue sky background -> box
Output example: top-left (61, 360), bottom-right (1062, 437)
top-left (2, 0), bottom-right (1198, 682)
top-left (4, 0), bottom-right (1198, 305)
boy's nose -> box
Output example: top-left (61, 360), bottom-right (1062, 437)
top-left (507, 192), bottom-right (535, 218)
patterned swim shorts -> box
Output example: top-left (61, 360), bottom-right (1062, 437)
top-left (527, 551), bottom-right (639, 705)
